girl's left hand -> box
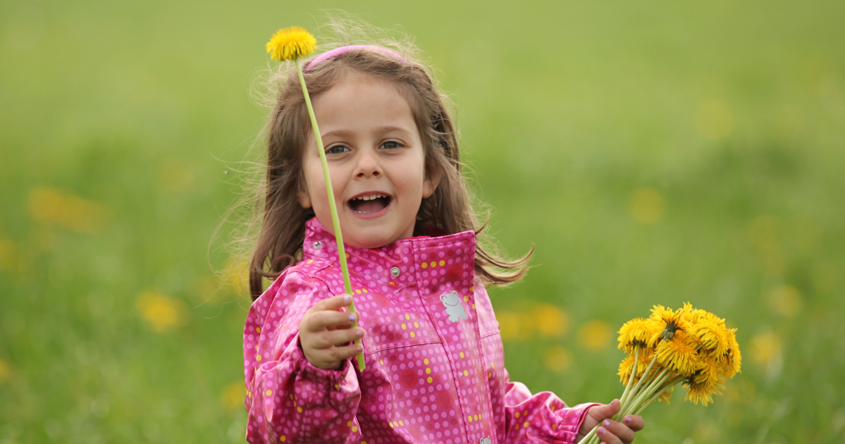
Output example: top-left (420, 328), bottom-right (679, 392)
top-left (576, 399), bottom-right (644, 444)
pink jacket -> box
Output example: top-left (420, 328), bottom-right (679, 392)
top-left (243, 218), bottom-right (597, 443)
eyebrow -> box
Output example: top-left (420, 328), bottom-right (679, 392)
top-left (321, 126), bottom-right (414, 139)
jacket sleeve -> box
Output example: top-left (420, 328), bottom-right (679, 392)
top-left (242, 271), bottom-right (362, 443)
top-left (502, 368), bottom-right (599, 443)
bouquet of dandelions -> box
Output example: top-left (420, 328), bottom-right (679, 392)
top-left (581, 304), bottom-right (742, 444)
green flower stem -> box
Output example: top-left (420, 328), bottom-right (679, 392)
top-left (618, 347), bottom-right (640, 408)
top-left (632, 375), bottom-right (685, 416)
top-left (581, 350), bottom-right (647, 444)
top-left (622, 368), bottom-right (671, 418)
top-left (295, 59), bottom-right (365, 371)
top-left (580, 424), bottom-right (599, 444)
top-left (618, 353), bottom-right (659, 416)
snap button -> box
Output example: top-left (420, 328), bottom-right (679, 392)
top-left (313, 241), bottom-right (322, 249)
top-left (390, 266), bottom-right (400, 278)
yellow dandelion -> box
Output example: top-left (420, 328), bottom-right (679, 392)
top-left (135, 292), bottom-right (190, 332)
top-left (657, 386), bottom-right (673, 404)
top-left (656, 330), bottom-right (702, 376)
top-left (221, 381), bottom-right (247, 410)
top-left (532, 304), bottom-right (569, 337)
top-left (692, 356), bottom-right (722, 388)
top-left (0, 359), bottom-right (10, 384)
top-left (543, 346), bottom-right (573, 372)
top-left (578, 320), bottom-right (613, 350)
top-left (649, 304), bottom-right (691, 342)
top-left (723, 328), bottom-right (742, 378)
top-left (689, 311), bottom-right (730, 358)
top-left (617, 350), bottom-right (652, 384)
top-left (683, 377), bottom-right (724, 406)
top-left (266, 26), bottom-right (317, 62)
top-left (617, 317), bottom-right (655, 353)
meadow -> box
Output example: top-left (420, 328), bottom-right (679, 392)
top-left (1, 1), bottom-right (844, 442)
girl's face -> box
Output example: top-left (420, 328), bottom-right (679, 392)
top-left (297, 72), bottom-right (439, 249)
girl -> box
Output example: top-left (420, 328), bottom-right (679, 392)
top-left (242, 31), bottom-right (644, 444)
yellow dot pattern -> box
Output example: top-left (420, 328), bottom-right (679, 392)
top-left (420, 260), bottom-right (447, 269)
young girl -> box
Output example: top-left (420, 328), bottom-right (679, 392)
top-left (242, 32), bottom-right (645, 444)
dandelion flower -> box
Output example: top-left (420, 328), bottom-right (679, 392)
top-left (689, 311), bottom-right (730, 358)
top-left (649, 304), bottom-right (691, 342)
top-left (683, 377), bottom-right (724, 406)
top-left (266, 26), bottom-right (317, 62)
top-left (692, 356), bottom-right (722, 388)
top-left (618, 317), bottom-right (655, 353)
top-left (657, 386), bottom-right (673, 404)
top-left (617, 352), bottom-right (652, 384)
top-left (656, 330), bottom-right (702, 376)
top-left (723, 328), bottom-right (742, 378)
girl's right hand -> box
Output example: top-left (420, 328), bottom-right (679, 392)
top-left (299, 294), bottom-right (366, 370)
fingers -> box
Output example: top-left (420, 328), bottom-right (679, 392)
top-left (586, 402), bottom-right (643, 444)
top-left (588, 399), bottom-right (621, 422)
top-left (303, 340), bottom-right (363, 370)
top-left (620, 415), bottom-right (644, 432)
top-left (303, 295), bottom-right (359, 333)
top-left (310, 326), bottom-right (366, 349)
top-left (312, 293), bottom-right (354, 312)
top-left (299, 294), bottom-right (366, 370)
top-left (597, 419), bottom-right (634, 444)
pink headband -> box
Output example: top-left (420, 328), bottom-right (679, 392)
top-left (304, 45), bottom-right (406, 71)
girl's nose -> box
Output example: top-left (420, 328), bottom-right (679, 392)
top-left (354, 149), bottom-right (382, 178)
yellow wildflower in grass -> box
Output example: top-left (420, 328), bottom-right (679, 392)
top-left (0, 359), bottom-right (10, 383)
top-left (0, 236), bottom-right (17, 271)
top-left (28, 186), bottom-right (109, 234)
top-left (221, 381), bottom-right (247, 410)
top-left (542, 346), bottom-right (573, 372)
top-left (768, 285), bottom-right (802, 317)
top-left (750, 331), bottom-right (781, 367)
top-left (221, 256), bottom-right (250, 294)
top-left (136, 292), bottom-right (190, 332)
top-left (532, 304), bottom-right (569, 337)
top-left (578, 320), bottom-right (613, 350)
top-left (266, 26), bottom-right (316, 62)
top-left (628, 188), bottom-right (666, 224)
top-left (497, 310), bottom-right (533, 341)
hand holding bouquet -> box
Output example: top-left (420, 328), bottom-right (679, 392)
top-left (581, 303), bottom-right (742, 444)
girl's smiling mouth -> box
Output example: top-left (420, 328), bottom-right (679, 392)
top-left (347, 192), bottom-right (392, 215)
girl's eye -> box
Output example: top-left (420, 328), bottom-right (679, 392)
top-left (326, 145), bottom-right (349, 155)
top-left (381, 141), bottom-right (402, 150)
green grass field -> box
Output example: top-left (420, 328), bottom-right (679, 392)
top-left (1, 1), bottom-right (844, 442)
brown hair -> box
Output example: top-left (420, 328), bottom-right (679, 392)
top-left (247, 30), bottom-right (531, 300)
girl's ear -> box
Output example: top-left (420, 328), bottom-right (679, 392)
top-left (422, 167), bottom-right (442, 199)
top-left (296, 186), bottom-right (312, 209)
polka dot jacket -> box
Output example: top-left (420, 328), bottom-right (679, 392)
top-left (243, 218), bottom-right (598, 443)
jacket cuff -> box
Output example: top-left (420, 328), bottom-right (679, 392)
top-left (571, 402), bottom-right (602, 437)
top-left (292, 333), bottom-right (352, 383)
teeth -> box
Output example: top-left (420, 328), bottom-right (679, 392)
top-left (353, 194), bottom-right (387, 201)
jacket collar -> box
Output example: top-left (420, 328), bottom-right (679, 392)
top-left (301, 217), bottom-right (476, 287)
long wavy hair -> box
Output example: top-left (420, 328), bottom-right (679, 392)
top-left (246, 25), bottom-right (532, 300)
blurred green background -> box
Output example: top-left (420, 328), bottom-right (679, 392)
top-left (1, 0), bottom-right (844, 442)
